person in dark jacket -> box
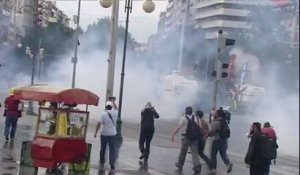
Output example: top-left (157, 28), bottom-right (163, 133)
top-left (245, 122), bottom-right (270, 175)
top-left (208, 108), bottom-right (233, 173)
top-left (139, 102), bottom-right (159, 165)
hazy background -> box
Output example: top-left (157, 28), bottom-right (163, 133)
top-left (0, 0), bottom-right (298, 157)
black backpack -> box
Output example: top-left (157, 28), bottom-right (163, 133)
top-left (185, 115), bottom-right (202, 141)
top-left (219, 118), bottom-right (230, 138)
top-left (260, 134), bottom-right (278, 160)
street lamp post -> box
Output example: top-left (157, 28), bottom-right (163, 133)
top-left (71, 0), bottom-right (82, 88)
top-left (99, 0), bottom-right (120, 101)
top-left (17, 3), bottom-right (39, 115)
top-left (99, 0), bottom-right (155, 158)
top-left (116, 0), bottom-right (155, 156)
top-left (178, 0), bottom-right (190, 73)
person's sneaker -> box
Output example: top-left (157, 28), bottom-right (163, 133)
top-left (99, 163), bottom-right (104, 169)
top-left (110, 164), bottom-right (115, 169)
top-left (110, 164), bottom-right (115, 172)
top-left (193, 165), bottom-right (201, 174)
top-left (227, 163), bottom-right (233, 173)
top-left (175, 162), bottom-right (182, 171)
top-left (209, 169), bottom-right (216, 175)
top-left (5, 137), bottom-right (9, 142)
top-left (139, 154), bottom-right (144, 160)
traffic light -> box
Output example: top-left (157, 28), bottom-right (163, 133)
top-left (225, 39), bottom-right (235, 46)
top-left (217, 30), bottom-right (236, 49)
top-left (221, 63), bottom-right (229, 78)
top-left (214, 61), bottom-right (229, 79)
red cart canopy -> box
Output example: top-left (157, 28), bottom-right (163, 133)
top-left (14, 84), bottom-right (99, 106)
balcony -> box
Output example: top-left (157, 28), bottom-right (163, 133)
top-left (195, 19), bottom-right (251, 29)
top-left (195, 0), bottom-right (270, 9)
top-left (194, 8), bottom-right (250, 20)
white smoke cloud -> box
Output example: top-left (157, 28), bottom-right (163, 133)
top-left (230, 47), bottom-right (261, 84)
top-left (229, 48), bottom-right (299, 156)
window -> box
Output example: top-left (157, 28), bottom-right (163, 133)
top-left (37, 108), bottom-right (88, 138)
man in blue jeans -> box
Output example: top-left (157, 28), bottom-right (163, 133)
top-left (94, 99), bottom-right (118, 172)
top-left (208, 108), bottom-right (233, 173)
top-left (3, 89), bottom-right (23, 142)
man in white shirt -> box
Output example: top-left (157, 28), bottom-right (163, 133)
top-left (171, 106), bottom-right (201, 174)
top-left (94, 100), bottom-right (118, 171)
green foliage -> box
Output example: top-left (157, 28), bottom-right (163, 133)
top-left (82, 18), bottom-right (136, 52)
top-left (18, 21), bottom-right (76, 63)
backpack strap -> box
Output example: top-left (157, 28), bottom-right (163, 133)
top-left (106, 112), bottom-right (115, 127)
top-left (185, 115), bottom-right (190, 121)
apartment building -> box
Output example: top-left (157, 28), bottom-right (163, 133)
top-left (0, 0), bottom-right (13, 47)
top-left (0, 0), bottom-right (70, 48)
top-left (193, 0), bottom-right (272, 39)
top-left (274, 0), bottom-right (299, 48)
top-left (157, 0), bottom-right (196, 39)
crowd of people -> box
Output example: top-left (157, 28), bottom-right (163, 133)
top-left (91, 97), bottom-right (278, 175)
top-left (1, 89), bottom-right (278, 174)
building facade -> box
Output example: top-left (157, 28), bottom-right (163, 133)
top-left (193, 0), bottom-right (269, 39)
top-left (0, 0), bottom-right (70, 48)
top-left (157, 0), bottom-right (298, 43)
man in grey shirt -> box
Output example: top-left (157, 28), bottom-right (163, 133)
top-left (208, 108), bottom-right (233, 173)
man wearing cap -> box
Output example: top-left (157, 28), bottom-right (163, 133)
top-left (3, 88), bottom-right (23, 142)
top-left (94, 98), bottom-right (118, 172)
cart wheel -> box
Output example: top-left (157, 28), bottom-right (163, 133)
top-left (71, 154), bottom-right (88, 173)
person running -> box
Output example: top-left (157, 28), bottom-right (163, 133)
top-left (195, 110), bottom-right (212, 168)
top-left (208, 108), bottom-right (233, 173)
top-left (94, 99), bottom-right (118, 172)
top-left (138, 102), bottom-right (159, 166)
top-left (171, 106), bottom-right (201, 174)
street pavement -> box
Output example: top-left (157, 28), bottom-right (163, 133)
top-left (0, 109), bottom-right (299, 175)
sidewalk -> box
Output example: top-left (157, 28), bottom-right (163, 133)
top-left (0, 113), bottom-right (299, 175)
top-left (0, 114), bottom-right (214, 175)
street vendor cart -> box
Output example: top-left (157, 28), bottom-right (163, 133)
top-left (14, 84), bottom-right (99, 173)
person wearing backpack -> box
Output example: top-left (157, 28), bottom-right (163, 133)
top-left (208, 108), bottom-right (233, 173)
top-left (195, 110), bottom-right (212, 169)
top-left (171, 106), bottom-right (201, 174)
top-left (138, 102), bottom-right (159, 166)
top-left (94, 100), bottom-right (118, 172)
top-left (245, 122), bottom-right (271, 175)
top-left (261, 122), bottom-right (278, 175)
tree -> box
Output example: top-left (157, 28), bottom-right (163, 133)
top-left (82, 18), bottom-right (136, 52)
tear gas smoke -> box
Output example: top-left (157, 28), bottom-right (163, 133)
top-left (230, 48), bottom-right (299, 156)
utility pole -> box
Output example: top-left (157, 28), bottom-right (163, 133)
top-left (212, 30), bottom-right (222, 109)
top-left (27, 0), bottom-right (39, 115)
top-left (212, 30), bottom-right (235, 109)
top-left (105, 0), bottom-right (120, 101)
top-left (178, 0), bottom-right (189, 73)
top-left (71, 0), bottom-right (82, 88)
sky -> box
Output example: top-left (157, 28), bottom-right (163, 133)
top-left (55, 0), bottom-right (168, 43)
